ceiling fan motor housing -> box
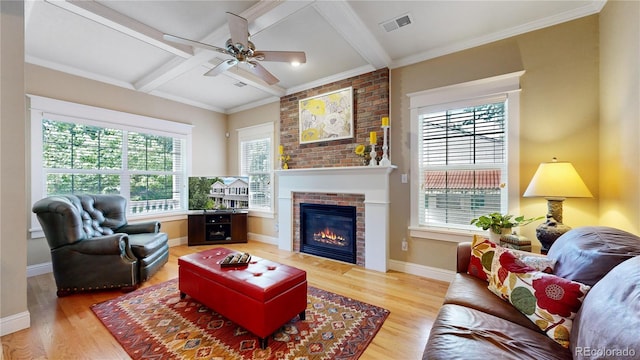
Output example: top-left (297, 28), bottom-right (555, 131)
top-left (225, 38), bottom-right (256, 60)
top-left (164, 12), bottom-right (305, 85)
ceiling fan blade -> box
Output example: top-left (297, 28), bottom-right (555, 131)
top-left (255, 51), bottom-right (307, 64)
top-left (226, 12), bottom-right (249, 50)
top-left (248, 62), bottom-right (279, 85)
top-left (163, 34), bottom-right (228, 55)
top-left (204, 59), bottom-right (238, 77)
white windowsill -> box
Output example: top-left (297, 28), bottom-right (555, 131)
top-left (409, 226), bottom-right (483, 243)
top-left (129, 213), bottom-right (187, 222)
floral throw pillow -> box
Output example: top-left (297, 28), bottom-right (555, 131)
top-left (467, 235), bottom-right (497, 281)
top-left (488, 247), bottom-right (591, 348)
top-left (468, 235), bottom-right (555, 282)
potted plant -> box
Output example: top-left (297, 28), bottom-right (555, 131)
top-left (471, 212), bottom-right (543, 242)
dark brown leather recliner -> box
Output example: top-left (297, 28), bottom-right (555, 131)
top-left (32, 194), bottom-right (169, 296)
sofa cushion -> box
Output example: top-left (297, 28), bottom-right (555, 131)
top-left (571, 256), bottom-right (640, 359)
top-left (423, 304), bottom-right (572, 360)
top-left (548, 226), bottom-right (640, 286)
top-left (128, 232), bottom-right (169, 258)
top-left (488, 247), bottom-right (590, 348)
top-left (444, 273), bottom-right (542, 332)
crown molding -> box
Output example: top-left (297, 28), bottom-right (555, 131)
top-left (26, 55), bottom-right (135, 90)
top-left (391, 0), bottom-right (605, 69)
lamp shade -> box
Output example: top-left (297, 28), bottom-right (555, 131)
top-left (523, 160), bottom-right (593, 199)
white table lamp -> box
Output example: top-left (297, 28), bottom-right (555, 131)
top-left (523, 157), bottom-right (593, 252)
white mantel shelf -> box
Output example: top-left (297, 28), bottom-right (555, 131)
top-left (275, 165), bottom-right (397, 176)
top-left (276, 165), bottom-right (397, 272)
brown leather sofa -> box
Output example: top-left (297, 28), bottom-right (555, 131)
top-left (424, 226), bottom-right (640, 360)
top-left (33, 194), bottom-right (169, 296)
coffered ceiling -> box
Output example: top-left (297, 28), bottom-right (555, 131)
top-left (25, 0), bottom-right (605, 114)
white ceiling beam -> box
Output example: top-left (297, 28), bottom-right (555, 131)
top-left (44, 0), bottom-right (312, 104)
top-left (244, 0), bottom-right (314, 38)
top-left (136, 0), bottom-right (311, 96)
top-left (44, 0), bottom-right (193, 58)
top-left (134, 56), bottom-right (201, 93)
top-left (312, 1), bottom-right (390, 69)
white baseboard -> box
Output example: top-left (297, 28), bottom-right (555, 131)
top-left (248, 232), bottom-right (277, 245)
top-left (388, 259), bottom-right (455, 283)
top-left (168, 236), bottom-right (187, 247)
top-left (27, 262), bottom-right (53, 278)
top-left (0, 311), bottom-right (31, 336)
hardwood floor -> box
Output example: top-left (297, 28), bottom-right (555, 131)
top-left (1, 241), bottom-right (449, 359)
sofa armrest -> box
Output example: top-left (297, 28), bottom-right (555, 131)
top-left (71, 234), bottom-right (130, 256)
top-left (118, 221), bottom-right (161, 234)
top-left (457, 242), bottom-right (472, 273)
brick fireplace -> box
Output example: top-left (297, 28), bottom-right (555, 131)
top-left (275, 68), bottom-right (392, 271)
top-left (294, 193), bottom-right (365, 266)
top-left (276, 165), bottom-right (394, 272)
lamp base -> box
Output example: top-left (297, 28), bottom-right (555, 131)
top-left (536, 215), bottom-right (571, 254)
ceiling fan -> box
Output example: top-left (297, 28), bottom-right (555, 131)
top-left (163, 12), bottom-right (306, 85)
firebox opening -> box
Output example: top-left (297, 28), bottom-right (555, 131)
top-left (300, 203), bottom-right (357, 264)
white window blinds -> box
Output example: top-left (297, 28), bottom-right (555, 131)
top-left (418, 100), bottom-right (507, 228)
top-left (238, 123), bottom-right (274, 212)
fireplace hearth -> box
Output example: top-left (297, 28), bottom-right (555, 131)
top-left (300, 203), bottom-right (356, 264)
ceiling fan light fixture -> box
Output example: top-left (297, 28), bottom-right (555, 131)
top-left (164, 12), bottom-right (306, 86)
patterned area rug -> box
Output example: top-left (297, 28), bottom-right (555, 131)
top-left (91, 279), bottom-right (389, 360)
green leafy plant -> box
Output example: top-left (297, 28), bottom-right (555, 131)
top-left (470, 212), bottom-right (543, 234)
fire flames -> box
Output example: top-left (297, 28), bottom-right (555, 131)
top-left (313, 227), bottom-right (347, 246)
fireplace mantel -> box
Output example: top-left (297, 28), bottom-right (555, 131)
top-left (276, 165), bottom-right (396, 272)
top-left (275, 165), bottom-right (395, 176)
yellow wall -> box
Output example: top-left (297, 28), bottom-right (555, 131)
top-left (1, 0), bottom-right (28, 324)
top-left (161, 219), bottom-right (188, 241)
top-left (598, 0), bottom-right (640, 233)
top-left (517, 16), bottom-right (600, 238)
top-left (389, 16), bottom-right (600, 270)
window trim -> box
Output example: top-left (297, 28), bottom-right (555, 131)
top-left (408, 71), bottom-right (524, 238)
top-left (28, 95), bottom-right (193, 237)
top-left (237, 122), bottom-right (275, 215)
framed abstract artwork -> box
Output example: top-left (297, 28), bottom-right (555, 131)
top-left (299, 87), bottom-right (353, 144)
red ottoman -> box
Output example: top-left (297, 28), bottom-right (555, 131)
top-left (178, 247), bottom-right (307, 348)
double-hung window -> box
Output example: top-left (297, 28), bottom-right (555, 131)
top-left (30, 95), bottom-right (192, 236)
top-left (419, 100), bottom-right (506, 227)
top-left (238, 123), bottom-right (274, 214)
top-left (409, 72), bottom-right (523, 235)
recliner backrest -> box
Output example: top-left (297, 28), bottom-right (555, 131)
top-left (33, 194), bottom-right (128, 249)
top-left (74, 194), bottom-right (127, 235)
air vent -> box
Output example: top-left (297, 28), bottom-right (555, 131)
top-left (234, 81), bottom-right (247, 87)
top-left (380, 13), bottom-right (412, 33)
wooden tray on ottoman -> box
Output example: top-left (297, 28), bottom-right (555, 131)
top-left (219, 252), bottom-right (251, 267)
